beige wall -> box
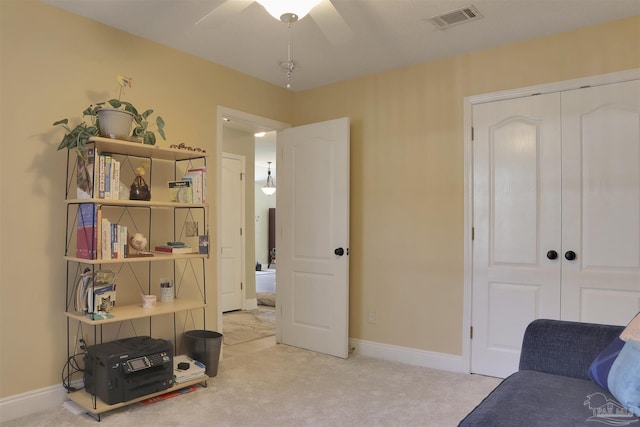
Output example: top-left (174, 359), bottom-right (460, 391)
top-left (222, 127), bottom-right (257, 300)
top-left (0, 0), bottom-right (638, 401)
top-left (292, 16), bottom-right (640, 355)
top-left (0, 1), bottom-right (292, 398)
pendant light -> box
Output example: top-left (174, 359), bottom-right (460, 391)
top-left (261, 162), bottom-right (276, 195)
top-left (256, 0), bottom-right (321, 88)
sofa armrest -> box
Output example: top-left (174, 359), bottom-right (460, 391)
top-left (518, 319), bottom-right (623, 380)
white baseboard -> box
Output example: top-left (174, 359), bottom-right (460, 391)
top-left (349, 338), bottom-right (468, 373)
top-left (0, 383), bottom-right (68, 423)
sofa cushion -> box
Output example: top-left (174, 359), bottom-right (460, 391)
top-left (609, 339), bottom-right (640, 416)
top-left (458, 370), bottom-right (639, 427)
top-left (588, 313), bottom-right (640, 390)
top-left (519, 319), bottom-right (624, 380)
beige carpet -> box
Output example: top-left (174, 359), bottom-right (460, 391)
top-left (3, 344), bottom-right (500, 427)
top-left (222, 307), bottom-right (276, 346)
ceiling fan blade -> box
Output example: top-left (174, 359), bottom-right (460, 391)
top-left (196, 0), bottom-right (254, 27)
top-left (309, 0), bottom-right (353, 44)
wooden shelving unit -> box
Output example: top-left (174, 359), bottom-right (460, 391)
top-left (63, 137), bottom-right (209, 419)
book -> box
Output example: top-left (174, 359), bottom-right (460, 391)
top-left (77, 148), bottom-right (95, 199)
top-left (198, 235), bottom-right (209, 255)
top-left (111, 159), bottom-right (120, 200)
top-left (104, 155), bottom-right (112, 199)
top-left (187, 166), bottom-right (207, 203)
top-left (154, 245), bottom-right (194, 254)
top-left (182, 172), bottom-right (201, 203)
top-left (168, 180), bottom-right (192, 203)
top-left (98, 154), bottom-right (106, 198)
top-left (101, 217), bottom-right (111, 259)
top-left (76, 203), bottom-right (97, 259)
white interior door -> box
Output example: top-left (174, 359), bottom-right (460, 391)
top-left (472, 93), bottom-right (562, 378)
top-left (221, 154), bottom-right (245, 312)
top-left (560, 80), bottom-right (640, 324)
top-left (276, 117), bottom-right (350, 359)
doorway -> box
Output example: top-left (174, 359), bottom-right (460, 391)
top-left (216, 107), bottom-right (289, 356)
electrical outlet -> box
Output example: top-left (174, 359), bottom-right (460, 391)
top-left (185, 222), bottom-right (198, 237)
top-left (368, 310), bottom-right (376, 324)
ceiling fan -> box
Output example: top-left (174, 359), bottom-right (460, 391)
top-left (195, 0), bottom-right (353, 45)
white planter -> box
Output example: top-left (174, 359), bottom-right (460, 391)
top-left (97, 108), bottom-right (134, 140)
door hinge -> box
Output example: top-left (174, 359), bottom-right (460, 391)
top-left (240, 228), bottom-right (243, 236)
top-left (240, 172), bottom-right (244, 181)
top-left (470, 326), bottom-right (474, 339)
top-left (471, 126), bottom-right (474, 141)
top-left (472, 227), bottom-right (475, 241)
top-left (241, 282), bottom-right (243, 290)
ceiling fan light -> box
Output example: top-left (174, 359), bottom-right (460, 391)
top-left (256, 0), bottom-right (321, 21)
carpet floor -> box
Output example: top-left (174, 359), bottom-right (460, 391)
top-left (222, 307), bottom-right (276, 346)
top-left (3, 344), bottom-right (500, 427)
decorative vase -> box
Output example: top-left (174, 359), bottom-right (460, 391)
top-left (97, 108), bottom-right (134, 140)
top-left (130, 175), bottom-right (151, 201)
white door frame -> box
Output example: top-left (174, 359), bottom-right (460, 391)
top-left (216, 106), bottom-right (289, 333)
top-left (462, 68), bottom-right (640, 373)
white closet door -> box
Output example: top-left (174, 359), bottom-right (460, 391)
top-left (472, 93), bottom-right (562, 378)
top-left (560, 80), bottom-right (640, 325)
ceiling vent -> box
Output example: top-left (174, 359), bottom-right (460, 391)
top-left (427, 5), bottom-right (483, 30)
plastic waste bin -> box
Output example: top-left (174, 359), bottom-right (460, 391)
top-left (183, 330), bottom-right (223, 377)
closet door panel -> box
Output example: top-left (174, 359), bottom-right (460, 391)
top-left (561, 80), bottom-right (640, 324)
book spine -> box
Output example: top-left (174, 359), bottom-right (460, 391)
top-left (189, 166), bottom-right (207, 203)
top-left (76, 204), bottom-right (96, 259)
top-left (101, 217), bottom-right (111, 260)
top-left (112, 159), bottom-right (120, 200)
top-left (104, 155), bottom-right (112, 199)
top-left (121, 225), bottom-right (128, 258)
top-left (111, 223), bottom-right (118, 259)
top-left (98, 155), bottom-right (106, 199)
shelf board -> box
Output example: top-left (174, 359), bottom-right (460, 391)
top-left (65, 299), bottom-right (207, 325)
top-left (88, 136), bottom-right (208, 161)
top-left (67, 375), bottom-right (208, 415)
top-left (65, 252), bottom-right (207, 264)
top-left (65, 198), bottom-right (208, 209)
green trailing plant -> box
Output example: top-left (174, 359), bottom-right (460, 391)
top-left (53, 100), bottom-right (166, 155)
top-left (53, 76), bottom-right (166, 155)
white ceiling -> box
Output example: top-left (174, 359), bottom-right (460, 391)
top-left (42, 0), bottom-right (640, 92)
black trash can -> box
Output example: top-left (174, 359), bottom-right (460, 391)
top-left (183, 330), bottom-right (223, 377)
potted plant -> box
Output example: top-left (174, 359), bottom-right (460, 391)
top-left (52, 75), bottom-right (166, 155)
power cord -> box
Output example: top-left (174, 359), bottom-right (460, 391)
top-left (62, 339), bottom-right (87, 392)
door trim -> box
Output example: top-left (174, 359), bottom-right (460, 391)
top-left (462, 68), bottom-right (640, 373)
top-left (216, 106), bottom-right (289, 336)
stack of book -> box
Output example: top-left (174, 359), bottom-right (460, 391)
top-left (173, 355), bottom-right (206, 384)
top-left (96, 154), bottom-right (122, 200)
top-left (182, 166), bottom-right (206, 204)
top-left (154, 242), bottom-right (194, 254)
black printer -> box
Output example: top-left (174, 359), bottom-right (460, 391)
top-left (84, 336), bottom-right (174, 404)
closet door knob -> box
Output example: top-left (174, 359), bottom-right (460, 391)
top-left (564, 251), bottom-right (577, 261)
top-left (546, 250), bottom-right (558, 260)
top-left (334, 247), bottom-right (345, 256)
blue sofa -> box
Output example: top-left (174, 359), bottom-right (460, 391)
top-left (459, 319), bottom-right (640, 426)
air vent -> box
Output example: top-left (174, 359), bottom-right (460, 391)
top-left (427, 5), bottom-right (483, 30)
